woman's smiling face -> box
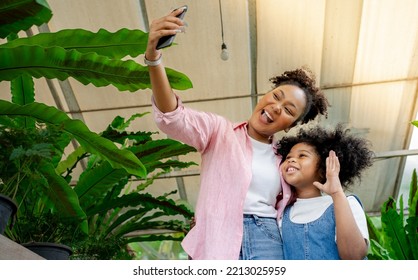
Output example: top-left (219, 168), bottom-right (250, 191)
top-left (247, 84), bottom-right (307, 143)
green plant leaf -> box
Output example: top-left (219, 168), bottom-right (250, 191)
top-left (381, 198), bottom-right (411, 259)
top-left (108, 113), bottom-right (150, 132)
top-left (410, 169), bottom-right (418, 217)
top-left (412, 120), bottom-right (418, 128)
top-left (55, 146), bottom-right (87, 177)
top-left (117, 220), bottom-right (188, 239)
top-left (145, 159), bottom-right (197, 174)
top-left (0, 45), bottom-right (193, 91)
top-left (133, 138), bottom-right (197, 161)
top-left (38, 162), bottom-right (86, 219)
top-left (368, 239), bottom-right (391, 260)
top-left (2, 28), bottom-right (148, 59)
top-left (405, 216), bottom-right (418, 259)
top-left (86, 192), bottom-right (193, 218)
top-left (366, 214), bottom-right (382, 244)
top-left (126, 234), bottom-right (184, 243)
top-left (10, 74), bottom-right (35, 128)
top-left (10, 74), bottom-right (35, 106)
top-left (0, 100), bottom-right (146, 177)
top-left (74, 161), bottom-right (128, 201)
top-left (0, 0), bottom-right (52, 38)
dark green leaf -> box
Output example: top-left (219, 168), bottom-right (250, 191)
top-left (38, 162), bottom-right (86, 219)
top-left (10, 74), bottom-right (35, 128)
top-left (405, 216), bottom-right (418, 259)
top-left (2, 28), bottom-right (148, 59)
top-left (0, 45), bottom-right (193, 91)
top-left (0, 0), bottom-right (52, 38)
top-left (381, 198), bottom-right (411, 259)
top-left (410, 169), bottom-right (417, 216)
top-left (74, 161), bottom-right (128, 201)
top-left (0, 100), bottom-right (146, 177)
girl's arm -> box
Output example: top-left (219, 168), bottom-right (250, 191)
top-left (145, 8), bottom-right (186, 113)
top-left (313, 151), bottom-right (368, 259)
top-left (331, 192), bottom-right (368, 259)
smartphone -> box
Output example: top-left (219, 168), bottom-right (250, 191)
top-left (156, 5), bottom-right (188, 49)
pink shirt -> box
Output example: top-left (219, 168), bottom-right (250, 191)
top-left (152, 96), bottom-right (292, 260)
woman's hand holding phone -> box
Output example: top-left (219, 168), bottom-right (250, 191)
top-left (157, 5), bottom-right (188, 49)
top-left (146, 5), bottom-right (188, 60)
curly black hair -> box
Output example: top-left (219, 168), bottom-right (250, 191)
top-left (270, 67), bottom-right (329, 125)
top-left (276, 124), bottom-right (374, 190)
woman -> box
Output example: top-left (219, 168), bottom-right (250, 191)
top-left (145, 7), bottom-right (329, 260)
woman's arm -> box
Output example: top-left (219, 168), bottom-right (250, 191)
top-left (145, 8), bottom-right (186, 113)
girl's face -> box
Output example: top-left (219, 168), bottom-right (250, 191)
top-left (247, 84), bottom-right (307, 143)
top-left (280, 142), bottom-right (322, 196)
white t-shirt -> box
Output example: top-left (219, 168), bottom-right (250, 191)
top-left (280, 195), bottom-right (369, 243)
top-left (243, 137), bottom-right (281, 217)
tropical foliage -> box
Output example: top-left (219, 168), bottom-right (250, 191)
top-left (0, 0), bottom-right (196, 259)
top-left (67, 114), bottom-right (196, 259)
top-left (0, 1), bottom-right (192, 91)
top-left (366, 120), bottom-right (418, 260)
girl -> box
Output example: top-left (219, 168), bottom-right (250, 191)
top-left (277, 124), bottom-right (374, 259)
top-left (145, 8), bottom-right (329, 260)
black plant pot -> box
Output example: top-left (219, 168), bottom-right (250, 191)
top-left (0, 194), bottom-right (17, 235)
top-left (23, 242), bottom-right (73, 260)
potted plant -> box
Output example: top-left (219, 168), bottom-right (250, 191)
top-left (0, 0), bottom-right (195, 259)
top-left (0, 116), bottom-right (87, 259)
top-left (65, 114), bottom-right (196, 259)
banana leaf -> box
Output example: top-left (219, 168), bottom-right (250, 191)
top-left (0, 100), bottom-right (146, 178)
top-left (0, 0), bottom-right (52, 38)
top-left (0, 45), bottom-right (193, 91)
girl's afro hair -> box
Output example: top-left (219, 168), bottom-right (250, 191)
top-left (276, 124), bottom-right (374, 189)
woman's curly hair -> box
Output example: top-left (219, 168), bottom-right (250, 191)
top-left (270, 67), bottom-right (329, 125)
top-left (276, 124), bottom-right (375, 190)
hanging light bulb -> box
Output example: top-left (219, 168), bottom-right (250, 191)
top-left (219, 0), bottom-right (229, 61)
top-left (221, 42), bottom-right (229, 61)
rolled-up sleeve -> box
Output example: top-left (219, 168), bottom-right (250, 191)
top-left (151, 95), bottom-right (183, 125)
top-left (151, 95), bottom-right (218, 152)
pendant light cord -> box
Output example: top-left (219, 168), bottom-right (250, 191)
top-left (219, 0), bottom-right (225, 45)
